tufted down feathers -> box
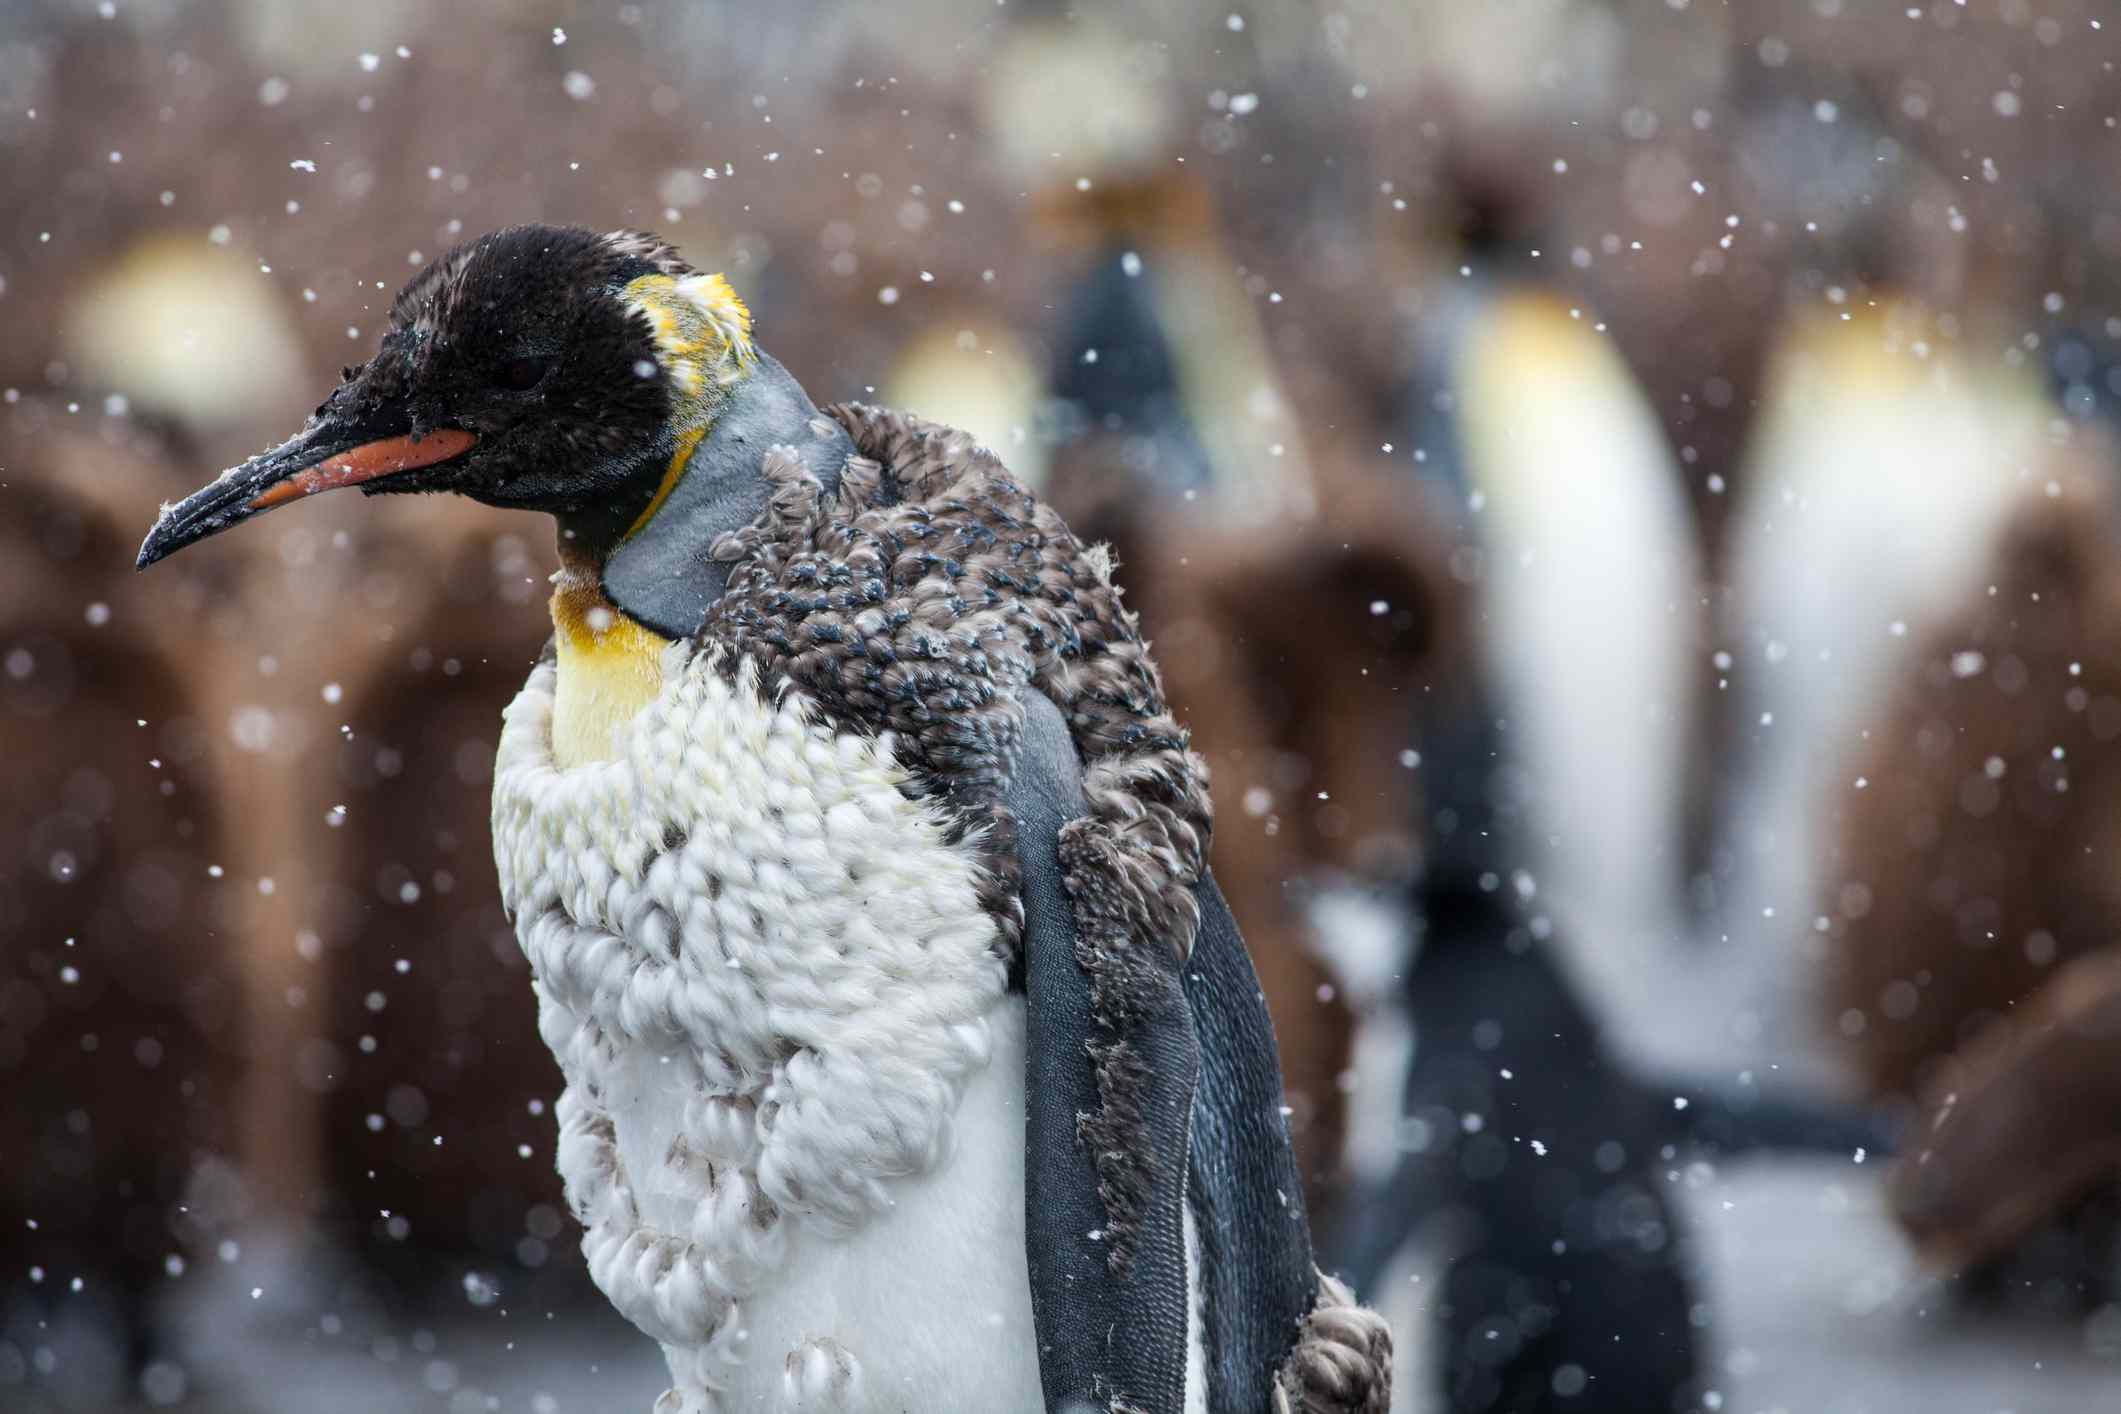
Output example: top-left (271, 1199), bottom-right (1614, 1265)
top-left (494, 646), bottom-right (1028, 1409)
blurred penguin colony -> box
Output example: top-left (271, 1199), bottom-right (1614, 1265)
top-left (7, 1), bottom-right (2121, 1412)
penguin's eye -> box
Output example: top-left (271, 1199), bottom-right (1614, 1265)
top-left (497, 354), bottom-right (553, 392)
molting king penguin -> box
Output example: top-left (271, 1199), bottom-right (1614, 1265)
top-left (134, 224), bottom-right (1390, 1414)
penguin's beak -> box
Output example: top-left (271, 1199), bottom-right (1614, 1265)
top-left (135, 408), bottom-right (476, 569)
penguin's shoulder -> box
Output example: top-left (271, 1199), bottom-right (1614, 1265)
top-left (693, 402), bottom-right (1144, 950)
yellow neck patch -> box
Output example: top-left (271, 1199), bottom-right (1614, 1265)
top-left (548, 565), bottom-right (674, 768)
top-left (623, 423), bottom-right (708, 542)
top-left (544, 270), bottom-right (755, 767)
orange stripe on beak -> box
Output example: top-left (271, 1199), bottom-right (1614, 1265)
top-left (248, 428), bottom-right (477, 510)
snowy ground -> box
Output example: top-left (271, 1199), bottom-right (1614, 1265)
top-left (1687, 1159), bottom-right (2117, 1414)
top-left (11, 1160), bottom-right (2106, 1413)
top-left (1368, 1157), bottom-right (2119, 1414)
top-left (7, 1236), bottom-right (667, 1414)
top-left (155, 1302), bottom-right (669, 1414)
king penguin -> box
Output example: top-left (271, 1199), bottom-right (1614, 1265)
top-left (134, 224), bottom-right (1390, 1414)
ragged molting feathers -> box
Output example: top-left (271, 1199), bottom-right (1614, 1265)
top-left (706, 406), bottom-right (1209, 988)
top-left (704, 404), bottom-right (1212, 1273)
top-left (493, 643), bottom-right (1033, 1407)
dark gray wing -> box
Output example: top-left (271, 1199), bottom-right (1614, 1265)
top-left (1015, 689), bottom-right (1195, 1413)
top-left (1013, 689), bottom-right (1316, 1414)
top-left (1183, 871), bottom-right (1320, 1409)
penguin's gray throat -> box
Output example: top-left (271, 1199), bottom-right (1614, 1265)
top-left (583, 353), bottom-right (851, 641)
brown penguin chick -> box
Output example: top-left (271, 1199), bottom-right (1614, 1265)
top-left (1890, 947), bottom-right (2121, 1277)
top-left (1819, 429), bottom-right (2121, 1305)
top-left (0, 401), bottom-right (250, 1365)
top-left (1127, 458), bottom-right (1461, 1200)
top-left (1189, 468), bottom-right (1461, 904)
top-left (1818, 440), bottom-right (2121, 1104)
top-left (4, 397), bottom-right (577, 1282)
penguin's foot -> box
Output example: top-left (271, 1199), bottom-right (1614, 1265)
top-left (781, 1335), bottom-right (864, 1413)
top-left (1272, 1271), bottom-right (1394, 1414)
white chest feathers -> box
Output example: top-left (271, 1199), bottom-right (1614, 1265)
top-left (492, 646), bottom-right (1036, 1413)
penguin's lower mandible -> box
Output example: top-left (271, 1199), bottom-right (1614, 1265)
top-left (136, 223), bottom-right (1391, 1414)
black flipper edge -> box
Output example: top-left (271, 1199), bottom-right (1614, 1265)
top-left (1017, 690), bottom-right (1196, 1414)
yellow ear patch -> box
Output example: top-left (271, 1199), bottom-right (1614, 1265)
top-left (621, 271), bottom-right (756, 409)
top-left (678, 272), bottom-right (753, 362)
top-left (615, 271), bottom-right (750, 548)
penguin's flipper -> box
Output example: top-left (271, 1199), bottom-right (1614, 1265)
top-left (1013, 689), bottom-right (1199, 1414)
top-left (1183, 871), bottom-right (1327, 1406)
top-left (1672, 1079), bottom-right (1899, 1161)
top-left (1013, 691), bottom-right (1385, 1413)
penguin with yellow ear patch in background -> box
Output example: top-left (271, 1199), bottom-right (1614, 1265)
top-left (137, 224), bottom-right (1390, 1414)
top-left (1031, 161), bottom-right (1365, 1209)
top-left (1719, 299), bottom-right (2055, 1085)
top-left (1326, 269), bottom-right (1713, 1414)
top-left (1329, 189), bottom-right (1890, 1409)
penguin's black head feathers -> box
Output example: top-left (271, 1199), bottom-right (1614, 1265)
top-left (137, 223), bottom-right (754, 569)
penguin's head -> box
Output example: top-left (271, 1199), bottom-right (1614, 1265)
top-left (136, 223), bottom-right (755, 569)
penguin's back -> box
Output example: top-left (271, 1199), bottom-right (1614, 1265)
top-left (492, 644), bottom-right (1037, 1412)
